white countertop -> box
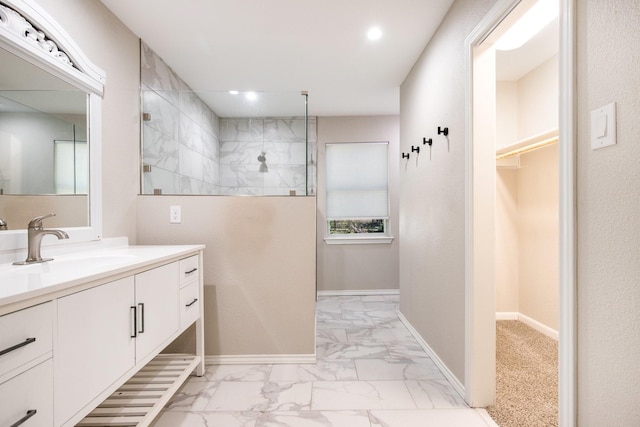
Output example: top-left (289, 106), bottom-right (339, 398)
top-left (0, 244), bottom-right (204, 309)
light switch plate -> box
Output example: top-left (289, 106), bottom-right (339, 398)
top-left (591, 102), bottom-right (616, 150)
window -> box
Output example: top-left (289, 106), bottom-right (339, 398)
top-left (325, 142), bottom-right (391, 243)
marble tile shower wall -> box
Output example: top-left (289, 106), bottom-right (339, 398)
top-left (141, 42), bottom-right (220, 195)
top-left (218, 117), bottom-right (317, 196)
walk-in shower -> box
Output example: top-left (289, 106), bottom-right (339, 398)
top-left (140, 43), bottom-right (315, 196)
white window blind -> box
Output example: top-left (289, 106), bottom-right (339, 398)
top-left (326, 142), bottom-right (388, 220)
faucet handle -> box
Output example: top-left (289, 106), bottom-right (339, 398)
top-left (28, 213), bottom-right (56, 229)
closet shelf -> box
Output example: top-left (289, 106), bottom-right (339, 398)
top-left (496, 128), bottom-right (559, 160)
top-left (76, 354), bottom-right (200, 427)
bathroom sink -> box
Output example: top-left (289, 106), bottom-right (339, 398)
top-left (1, 252), bottom-right (139, 275)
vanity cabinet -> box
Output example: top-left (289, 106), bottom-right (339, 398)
top-left (0, 245), bottom-right (204, 427)
top-left (0, 302), bottom-right (54, 427)
top-left (55, 277), bottom-right (136, 426)
top-left (0, 359), bottom-right (53, 427)
top-left (55, 261), bottom-right (182, 426)
top-left (134, 262), bottom-right (179, 363)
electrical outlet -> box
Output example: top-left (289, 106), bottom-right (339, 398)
top-left (169, 206), bottom-right (181, 224)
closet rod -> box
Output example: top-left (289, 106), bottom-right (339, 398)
top-left (496, 129), bottom-right (559, 160)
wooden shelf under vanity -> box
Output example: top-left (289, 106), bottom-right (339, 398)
top-left (76, 354), bottom-right (200, 427)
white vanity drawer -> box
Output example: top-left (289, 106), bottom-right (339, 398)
top-left (0, 302), bottom-right (53, 379)
top-left (179, 255), bottom-right (200, 288)
top-left (0, 358), bottom-right (53, 427)
top-left (179, 281), bottom-right (200, 330)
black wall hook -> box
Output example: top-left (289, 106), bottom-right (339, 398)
top-left (411, 146), bottom-right (420, 153)
top-left (438, 126), bottom-right (449, 136)
top-left (423, 137), bottom-right (433, 146)
top-left (402, 152), bottom-right (410, 159)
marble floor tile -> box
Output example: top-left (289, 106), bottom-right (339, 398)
top-left (354, 358), bottom-right (445, 381)
top-left (255, 410), bottom-right (371, 427)
top-left (164, 381), bottom-right (218, 411)
top-left (151, 411), bottom-right (258, 427)
top-left (311, 381), bottom-right (416, 410)
top-left (194, 364), bottom-right (273, 382)
top-left (269, 361), bottom-right (358, 381)
top-left (369, 409), bottom-right (492, 427)
top-left (405, 380), bottom-right (468, 409)
top-left (317, 342), bottom-right (389, 361)
top-left (386, 343), bottom-right (434, 359)
top-left (316, 328), bottom-right (349, 344)
top-left (206, 382), bottom-right (312, 411)
top-left (154, 295), bottom-right (484, 427)
top-left (346, 326), bottom-right (415, 344)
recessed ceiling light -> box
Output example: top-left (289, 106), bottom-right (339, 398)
top-left (245, 91), bottom-right (257, 101)
top-left (229, 90), bottom-right (239, 95)
top-left (367, 26), bottom-right (382, 41)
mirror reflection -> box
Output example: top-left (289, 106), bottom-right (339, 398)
top-left (0, 48), bottom-right (90, 230)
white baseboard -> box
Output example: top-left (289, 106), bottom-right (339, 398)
top-left (495, 311), bottom-right (519, 320)
top-left (398, 312), bottom-right (466, 399)
top-left (476, 408), bottom-right (500, 426)
top-left (317, 289), bottom-right (400, 297)
top-left (496, 312), bottom-right (559, 341)
top-left (206, 354), bottom-right (316, 365)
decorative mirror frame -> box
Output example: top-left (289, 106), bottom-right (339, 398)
top-left (0, 0), bottom-right (105, 251)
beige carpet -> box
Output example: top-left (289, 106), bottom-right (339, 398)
top-left (486, 320), bottom-right (558, 427)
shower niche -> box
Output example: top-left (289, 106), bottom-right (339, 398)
top-left (140, 42), bottom-right (316, 196)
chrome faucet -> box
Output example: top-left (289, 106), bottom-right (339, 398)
top-left (0, 217), bottom-right (7, 230)
top-left (13, 213), bottom-right (69, 265)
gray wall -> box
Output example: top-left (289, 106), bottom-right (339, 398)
top-left (400, 0), bottom-right (640, 422)
top-left (576, 0), bottom-right (640, 424)
top-left (316, 116), bottom-right (400, 292)
top-left (399, 0), bottom-right (497, 384)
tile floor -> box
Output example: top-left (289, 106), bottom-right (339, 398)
top-left (152, 295), bottom-right (496, 427)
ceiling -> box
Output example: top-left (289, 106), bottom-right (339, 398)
top-left (97, 0), bottom-right (456, 117)
top-left (496, 16), bottom-right (559, 81)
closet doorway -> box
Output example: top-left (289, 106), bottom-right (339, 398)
top-left (492, 4), bottom-right (560, 421)
top-left (465, 0), bottom-right (575, 425)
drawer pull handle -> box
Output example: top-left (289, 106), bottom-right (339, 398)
top-left (138, 303), bottom-right (145, 334)
top-left (10, 409), bottom-right (37, 427)
top-left (0, 337), bottom-right (36, 357)
top-left (186, 298), bottom-right (198, 307)
top-left (130, 306), bottom-right (137, 338)
top-left (185, 268), bottom-right (198, 275)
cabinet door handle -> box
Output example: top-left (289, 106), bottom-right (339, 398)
top-left (10, 409), bottom-right (37, 427)
top-left (185, 268), bottom-right (198, 275)
top-left (0, 337), bottom-right (36, 357)
top-left (130, 306), bottom-right (137, 338)
top-left (186, 298), bottom-right (198, 307)
top-left (138, 303), bottom-right (145, 334)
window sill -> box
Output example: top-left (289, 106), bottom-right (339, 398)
top-left (324, 235), bottom-right (395, 245)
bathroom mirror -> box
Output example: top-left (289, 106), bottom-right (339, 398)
top-left (0, 0), bottom-right (105, 251)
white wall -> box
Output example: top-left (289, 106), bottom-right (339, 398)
top-left (517, 144), bottom-right (559, 330)
top-left (316, 116), bottom-right (400, 292)
top-left (517, 55), bottom-right (558, 139)
top-left (495, 54), bottom-right (559, 331)
top-left (399, 0), bottom-right (497, 384)
top-left (576, 0), bottom-right (640, 424)
top-left (495, 168), bottom-right (519, 312)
